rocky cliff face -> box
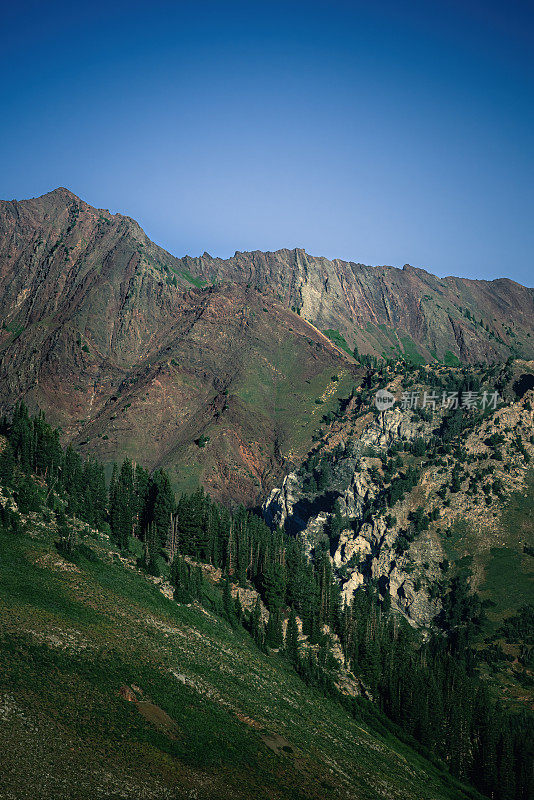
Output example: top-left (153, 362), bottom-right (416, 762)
top-left (264, 413), bottom-right (441, 628)
top-left (0, 189), bottom-right (362, 504)
top-left (182, 248), bottom-right (534, 364)
top-left (264, 367), bottom-right (534, 630)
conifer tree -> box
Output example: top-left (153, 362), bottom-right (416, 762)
top-left (222, 575), bottom-right (235, 624)
top-left (62, 444), bottom-right (84, 516)
top-left (10, 402), bottom-right (32, 471)
top-left (0, 441), bottom-right (15, 487)
top-left (171, 553), bottom-right (192, 603)
top-left (234, 590), bottom-right (243, 623)
top-left (134, 463), bottom-right (150, 530)
top-left (175, 489), bottom-right (204, 558)
top-left (262, 562), bottom-right (286, 611)
top-left (15, 474), bottom-right (43, 513)
top-left (191, 564), bottom-right (203, 601)
top-left (265, 607), bottom-right (283, 648)
top-left (251, 596), bottom-right (264, 647)
top-left (110, 458), bottom-right (135, 550)
top-left (55, 509), bottom-right (76, 557)
top-left (151, 469), bottom-right (175, 547)
top-left (286, 607), bottom-right (300, 664)
top-left (143, 521), bottom-right (160, 575)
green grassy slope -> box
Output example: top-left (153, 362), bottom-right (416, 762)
top-left (0, 525), bottom-right (484, 800)
top-left (479, 470), bottom-right (534, 621)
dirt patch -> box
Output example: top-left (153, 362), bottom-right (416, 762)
top-left (234, 711), bottom-right (263, 730)
top-left (260, 732), bottom-right (295, 755)
top-left (27, 627), bottom-right (90, 652)
top-left (119, 685), bottom-right (137, 702)
top-left (135, 701), bottom-right (179, 740)
top-left (35, 552), bottom-right (80, 573)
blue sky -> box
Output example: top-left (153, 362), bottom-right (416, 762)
top-left (1, 1), bottom-right (532, 284)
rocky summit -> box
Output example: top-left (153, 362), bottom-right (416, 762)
top-left (0, 189), bottom-right (361, 503)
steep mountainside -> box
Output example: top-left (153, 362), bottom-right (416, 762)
top-left (0, 189), bottom-right (358, 503)
top-left (1, 188), bottom-right (533, 505)
top-left (182, 248), bottom-right (534, 363)
top-left (264, 361), bottom-right (534, 705)
top-left (0, 519), bottom-right (486, 800)
top-left (0, 397), bottom-right (530, 800)
top-left (0, 185), bottom-right (532, 799)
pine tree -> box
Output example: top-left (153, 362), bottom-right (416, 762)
top-left (316, 550), bottom-right (336, 626)
top-left (0, 441), bottom-right (15, 487)
top-left (55, 509), bottom-right (77, 558)
top-left (143, 521), bottom-right (160, 575)
top-left (110, 459), bottom-right (135, 550)
top-left (496, 721), bottom-right (515, 800)
top-left (10, 402), bottom-right (32, 472)
top-left (262, 561), bottom-right (286, 611)
top-left (108, 462), bottom-right (118, 515)
top-left (265, 607), bottom-right (283, 648)
top-left (134, 463), bottom-right (150, 531)
top-left (15, 474), bottom-right (43, 513)
top-left (151, 469), bottom-right (175, 547)
top-left (222, 576), bottom-right (235, 624)
top-left (175, 489), bottom-right (204, 558)
top-left (234, 506), bottom-right (249, 586)
top-left (62, 444), bottom-right (84, 516)
top-left (286, 607), bottom-right (300, 664)
top-left (471, 685), bottom-right (498, 796)
top-left (191, 565), bottom-right (203, 601)
top-left (81, 458), bottom-right (106, 528)
top-left (171, 553), bottom-right (192, 603)
top-left (251, 596), bottom-right (264, 647)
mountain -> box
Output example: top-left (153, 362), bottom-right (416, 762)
top-left (0, 400), bottom-right (531, 800)
top-left (0, 506), bottom-right (488, 800)
top-left (264, 358), bottom-right (534, 706)
top-left (1, 188), bottom-right (533, 506)
top-left (180, 247), bottom-right (534, 364)
top-left (0, 189), bottom-right (359, 503)
top-left (1, 188), bottom-right (533, 799)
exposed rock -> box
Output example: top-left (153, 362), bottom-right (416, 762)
top-left (187, 246), bottom-right (534, 364)
top-left (263, 472), bottom-right (302, 529)
top-left (0, 190), bottom-right (357, 505)
top-left (264, 385), bottom-right (534, 629)
top-left (2, 188), bottom-right (534, 509)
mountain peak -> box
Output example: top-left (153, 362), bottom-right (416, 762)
top-left (50, 186), bottom-right (78, 197)
top-left (35, 187), bottom-right (81, 204)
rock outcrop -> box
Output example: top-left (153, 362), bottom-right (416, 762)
top-left (183, 248), bottom-right (534, 364)
top-left (264, 382), bottom-right (534, 629)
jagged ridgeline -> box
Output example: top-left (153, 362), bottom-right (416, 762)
top-left (1, 189), bottom-right (534, 508)
top-left (0, 401), bottom-right (532, 800)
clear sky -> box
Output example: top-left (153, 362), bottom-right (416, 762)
top-left (1, 0), bottom-right (532, 285)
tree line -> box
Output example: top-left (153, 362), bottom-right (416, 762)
top-left (0, 402), bottom-right (531, 800)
